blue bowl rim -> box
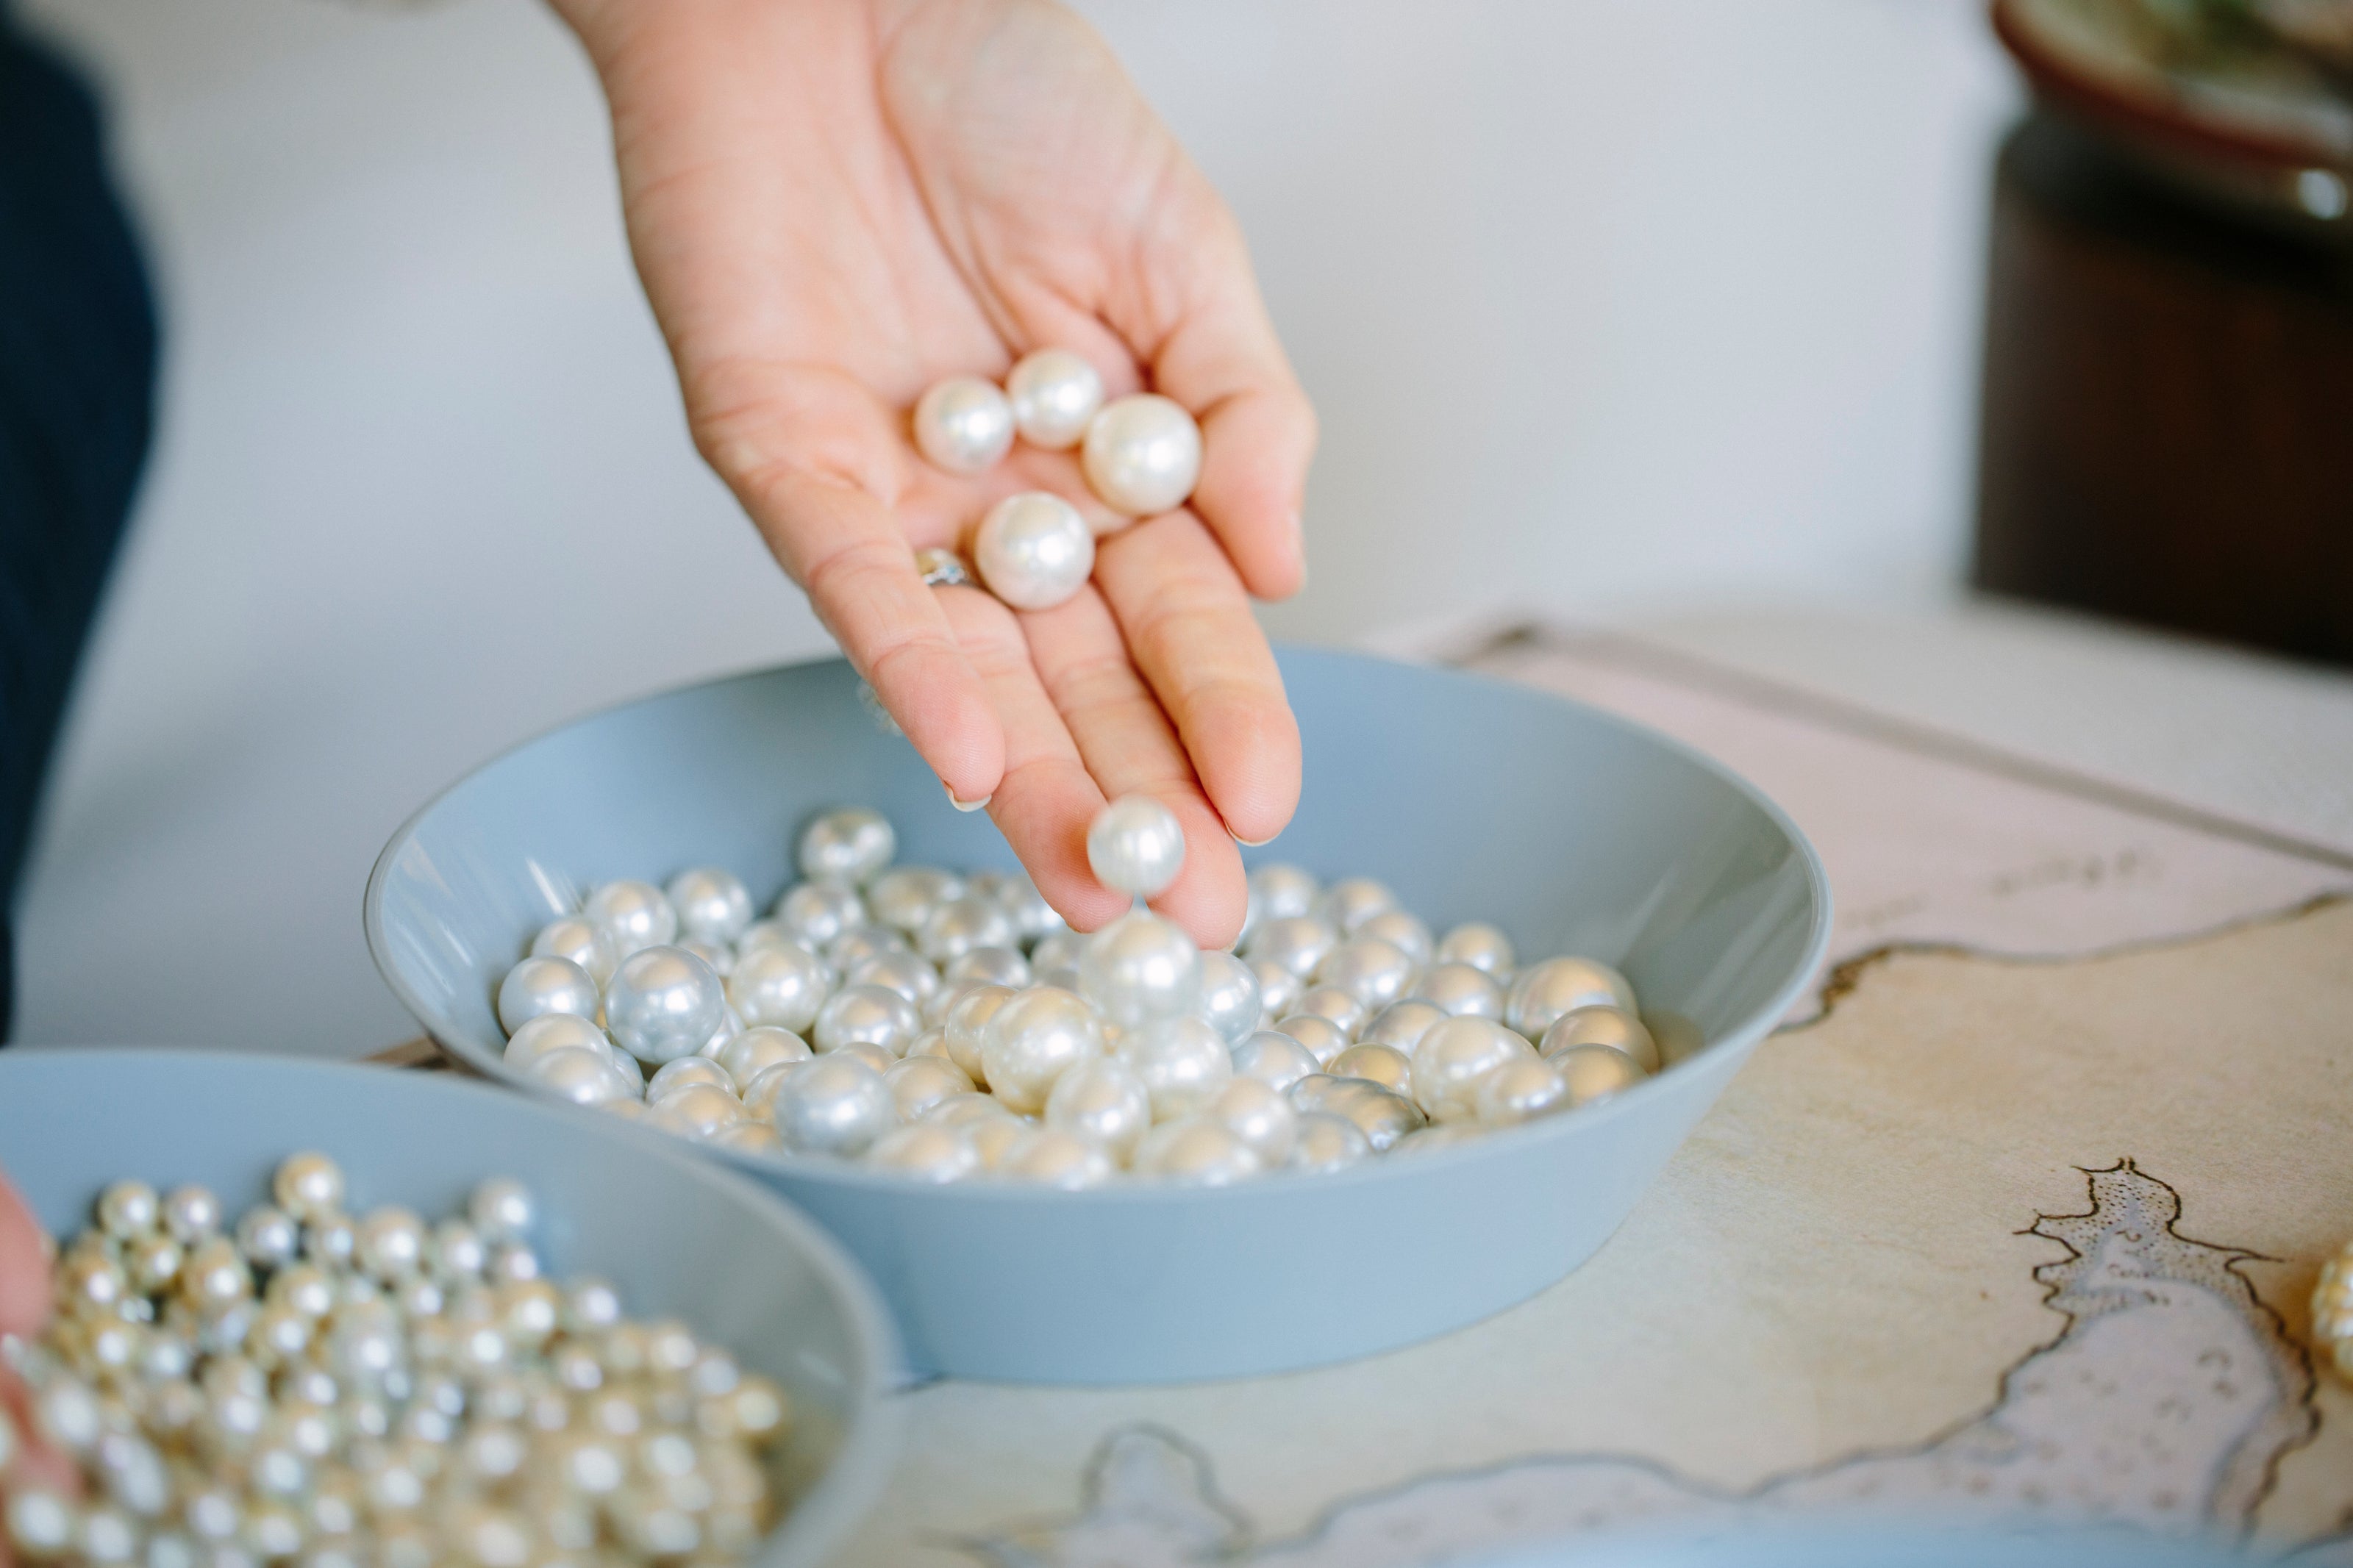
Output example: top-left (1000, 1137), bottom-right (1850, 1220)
top-left (363, 643), bottom-right (1835, 1201)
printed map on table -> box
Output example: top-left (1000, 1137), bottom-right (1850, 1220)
top-left (839, 623), bottom-right (2353, 1568)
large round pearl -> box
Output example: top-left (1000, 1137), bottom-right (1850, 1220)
top-left (1475, 1056), bottom-right (1572, 1126)
top-left (918, 895), bottom-right (1016, 966)
top-left (1232, 1030), bottom-right (1319, 1092)
top-left (846, 950), bottom-right (942, 1011)
top-left (866, 867), bottom-right (963, 934)
top-left (1290, 1074), bottom-right (1425, 1151)
top-left (1085, 795), bottom-right (1187, 898)
top-left (664, 868), bottom-right (753, 944)
top-left (648, 1056), bottom-right (735, 1101)
top-left (1288, 1111), bottom-right (1372, 1173)
top-left (496, 956), bottom-right (600, 1037)
top-left (1193, 951), bottom-right (1262, 1045)
top-left (768, 1056), bottom-right (896, 1156)
top-left (1314, 939), bottom-right (1418, 1009)
top-left (1079, 910), bottom-right (1202, 1028)
top-left (1132, 1117), bottom-right (1260, 1185)
top-left (1355, 909), bottom-right (1432, 965)
top-left (882, 1056), bottom-right (976, 1122)
top-left (1243, 914), bottom-right (1338, 979)
top-left (584, 881), bottom-right (677, 956)
top-left (1043, 1059), bottom-right (1152, 1163)
top-left (942, 945), bottom-right (1030, 992)
top-left (715, 1025), bottom-right (811, 1086)
top-left (1413, 961), bottom-right (1505, 1020)
top-left (527, 1047), bottom-right (635, 1107)
top-left (797, 807), bottom-right (896, 885)
top-left (1549, 1042), bottom-right (1646, 1108)
top-left (1271, 1013), bottom-right (1348, 1067)
top-left (979, 986), bottom-right (1104, 1113)
top-left (1435, 920), bottom-right (1516, 977)
top-left (1248, 862), bottom-right (1321, 924)
top-left (1505, 956), bottom-right (1638, 1040)
top-left (724, 940), bottom-right (830, 1036)
top-left (275, 1152), bottom-right (346, 1220)
top-left (1117, 1015), bottom-right (1234, 1123)
top-left (1250, 960), bottom-right (1304, 1023)
top-left (605, 946), bottom-right (728, 1065)
top-left (1359, 999), bottom-right (1446, 1054)
top-left (865, 1123), bottom-right (979, 1183)
top-left (826, 924), bottom-right (910, 971)
top-left (503, 1013), bottom-right (619, 1075)
top-left (1293, 987), bottom-right (1368, 1039)
top-left (813, 984), bottom-right (922, 1058)
top-left (1328, 1042), bottom-right (1414, 1096)
top-left (913, 376), bottom-right (1015, 474)
top-left (1081, 393), bottom-right (1202, 516)
top-left (941, 984), bottom-right (1016, 1082)
top-left (1318, 877), bottom-right (1397, 934)
top-left (1540, 1004), bottom-right (1661, 1073)
top-left (996, 1128), bottom-right (1116, 1189)
top-left (1208, 1076), bottom-right (1297, 1163)
top-left (775, 879), bottom-right (865, 948)
top-left (531, 917), bottom-right (618, 986)
top-left (1005, 348), bottom-right (1104, 450)
top-left (1410, 1016), bottom-right (1535, 1122)
top-left (974, 491), bottom-right (1095, 611)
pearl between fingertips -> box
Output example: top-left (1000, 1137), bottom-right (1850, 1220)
top-left (973, 491), bottom-right (1094, 611)
top-left (912, 375), bottom-right (1015, 473)
top-left (1005, 348), bottom-right (1104, 450)
top-left (1086, 793), bottom-right (1188, 898)
top-left (1081, 393), bottom-right (1203, 516)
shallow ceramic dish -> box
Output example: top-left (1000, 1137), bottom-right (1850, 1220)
top-left (0, 1047), bottom-right (901, 1568)
top-left (368, 647), bottom-right (1832, 1383)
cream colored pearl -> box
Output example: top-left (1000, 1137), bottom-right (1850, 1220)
top-left (1474, 1056), bottom-right (1572, 1126)
top-left (865, 1123), bottom-right (979, 1183)
top-left (1327, 1042), bottom-right (1414, 1095)
top-left (1360, 999), bottom-right (1446, 1054)
top-left (1290, 1074), bottom-right (1426, 1150)
top-left (882, 1056), bottom-right (976, 1122)
top-left (1085, 795), bottom-right (1187, 898)
top-left (1043, 1059), bottom-right (1152, 1163)
top-left (1504, 956), bottom-right (1638, 1039)
top-left (979, 986), bottom-right (1104, 1113)
top-left (1132, 1117), bottom-right (1261, 1185)
top-left (974, 491), bottom-right (1095, 611)
top-left (1231, 1030), bottom-right (1319, 1092)
top-left (1318, 877), bottom-right (1397, 934)
top-left (1287, 1111), bottom-right (1372, 1173)
top-left (1293, 987), bottom-right (1368, 1039)
top-left (1079, 910), bottom-right (1202, 1028)
top-left (1006, 348), bottom-right (1104, 449)
top-left (1313, 939), bottom-right (1418, 1009)
top-left (1413, 960), bottom-right (1505, 1019)
top-left (995, 1128), bottom-right (1116, 1188)
top-left (1207, 1076), bottom-right (1297, 1163)
top-left (912, 375), bottom-right (1014, 473)
top-left (1551, 1042), bottom-right (1646, 1108)
top-left (1117, 1016), bottom-right (1234, 1123)
top-left (1435, 920), bottom-right (1515, 976)
top-left (1081, 393), bottom-right (1202, 516)
top-left (942, 984), bottom-right (1015, 1082)
top-left (1539, 1004), bottom-right (1660, 1073)
top-left (1408, 1015), bottom-right (1534, 1122)
top-left (715, 1025), bottom-right (812, 1086)
top-left (1271, 1013), bottom-right (1348, 1067)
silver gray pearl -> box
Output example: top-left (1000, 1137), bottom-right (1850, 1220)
top-left (1232, 1030), bottom-right (1320, 1092)
top-left (1271, 1013), bottom-right (1349, 1067)
top-left (865, 867), bottom-right (965, 935)
top-left (1287, 1111), bottom-right (1372, 1173)
top-left (1246, 862), bottom-right (1321, 923)
top-left (1413, 960), bottom-right (1505, 1019)
top-left (1360, 999), bottom-right (1448, 1053)
top-left (1318, 877), bottom-right (1397, 935)
top-left (796, 807), bottom-right (896, 885)
top-left (664, 867), bottom-right (753, 944)
top-left (1078, 909), bottom-right (1202, 1028)
top-left (1435, 920), bottom-right (1516, 977)
top-left (942, 945), bottom-right (1031, 991)
top-left (1505, 957), bottom-right (1638, 1040)
top-left (1539, 1004), bottom-right (1660, 1073)
top-left (1085, 795), bottom-right (1187, 898)
top-left (1244, 913), bottom-right (1338, 978)
top-left (768, 1056), bottom-right (896, 1156)
top-left (726, 940), bottom-right (832, 1034)
top-left (1193, 950), bottom-right (1263, 1045)
top-left (1313, 938), bottom-right (1418, 1009)
top-left (496, 956), bottom-right (600, 1037)
top-left (813, 983), bottom-right (921, 1058)
top-left (917, 895), bottom-right (1015, 965)
top-left (604, 945), bottom-right (727, 1066)
top-left (775, 880), bottom-right (865, 950)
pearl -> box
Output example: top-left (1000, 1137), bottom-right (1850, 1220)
top-left (725, 940), bottom-right (832, 1034)
top-left (354, 1208), bottom-right (427, 1281)
top-left (866, 867), bottom-right (963, 934)
top-left (1413, 960), bottom-right (1505, 1019)
top-left (1132, 1117), bottom-right (1260, 1185)
top-left (236, 1207), bottom-right (300, 1270)
top-left (774, 879), bottom-right (865, 948)
top-left (96, 1179), bottom-right (160, 1238)
top-left (496, 956), bottom-right (599, 1036)
top-left (1029, 929), bottom-right (1085, 973)
top-left (825, 926), bottom-right (909, 973)
top-left (606, 946), bottom-right (728, 1066)
top-left (1207, 1076), bottom-right (1297, 1163)
top-left (1005, 348), bottom-right (1104, 449)
top-left (882, 1056), bottom-right (976, 1122)
top-left (1085, 795), bottom-right (1187, 898)
top-left (1550, 1042), bottom-right (1646, 1108)
top-left (846, 951), bottom-right (943, 1014)
top-left (1410, 1016), bottom-right (1535, 1122)
top-left (1318, 877), bottom-right (1397, 934)
top-left (1355, 909), bottom-right (1433, 965)
top-left (648, 1056), bottom-right (735, 1100)
top-left (529, 917), bottom-right (620, 989)
top-left (798, 806), bottom-right (896, 885)
top-left (1504, 956), bottom-right (1638, 1040)
top-left (979, 985), bottom-right (1104, 1113)
top-left (649, 1084), bottom-right (743, 1142)
top-left (5, 1488), bottom-right (75, 1558)
top-left (994, 1128), bottom-right (1116, 1188)
top-left (1081, 393), bottom-right (1202, 516)
top-left (937, 984), bottom-right (1016, 1082)
top-left (1288, 1111), bottom-right (1373, 1173)
top-left (1395, 1123), bottom-right (1483, 1157)
top-left (995, 873), bottom-right (1064, 942)
top-left (1328, 1042), bottom-right (1415, 1095)
top-left (813, 983), bottom-right (922, 1058)
top-left (583, 880), bottom-right (677, 956)
top-left (1360, 999), bottom-right (1447, 1053)
top-left (1271, 1013), bottom-right (1348, 1067)
top-left (1290, 1075), bottom-right (1426, 1151)
top-left (1250, 960), bottom-right (1304, 1022)
top-left (163, 1185), bottom-right (224, 1243)
top-left (768, 1056), bottom-right (897, 1156)
top-left (917, 895), bottom-right (1016, 966)
top-left (942, 945), bottom-right (1030, 992)
top-left (1314, 939), bottom-right (1418, 1009)
top-left (714, 1025), bottom-right (811, 1086)
top-left (865, 1124), bottom-right (979, 1183)
top-left (1539, 1004), bottom-right (1661, 1073)
top-left (1043, 1059), bottom-right (1152, 1162)
top-left (713, 1120), bottom-right (785, 1156)
top-left (1435, 920), bottom-right (1515, 977)
top-left (913, 375), bottom-right (1014, 474)
top-left (1079, 909), bottom-right (1202, 1028)
top-left (1247, 862), bottom-right (1320, 924)
top-left (833, 1041), bottom-right (899, 1076)
top-left (469, 1179), bottom-right (536, 1242)
top-left (275, 1153), bottom-right (346, 1222)
top-left (973, 491), bottom-right (1095, 611)
top-left (1231, 1030), bottom-right (1319, 1092)
top-left (1191, 951), bottom-right (1263, 1048)
top-left (1118, 1015), bottom-right (1235, 1122)
top-left (1293, 986), bottom-right (1368, 1039)
top-left (663, 867), bottom-right (752, 944)
top-left (923, 1092), bottom-right (1015, 1131)
top-left (1243, 914), bottom-right (1338, 979)
top-left (504, 1013), bottom-right (621, 1077)
top-left (1474, 1056), bottom-right (1573, 1126)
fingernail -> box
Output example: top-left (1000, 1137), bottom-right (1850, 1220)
top-left (1234, 832), bottom-right (1277, 848)
top-left (945, 781), bottom-right (991, 812)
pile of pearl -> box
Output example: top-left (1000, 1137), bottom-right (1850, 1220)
top-left (2313, 1241), bottom-right (2353, 1381)
top-left (494, 798), bottom-right (1672, 1189)
top-left (0, 1155), bottom-right (790, 1567)
top-left (908, 348), bottom-right (1204, 612)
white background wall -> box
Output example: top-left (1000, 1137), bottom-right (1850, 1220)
top-left (12, 0), bottom-right (2018, 1053)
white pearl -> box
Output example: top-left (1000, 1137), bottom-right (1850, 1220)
top-left (1475, 1056), bottom-right (1573, 1126)
top-left (1288, 1111), bottom-right (1372, 1173)
top-left (979, 985), bottom-right (1104, 1113)
top-left (913, 375), bottom-right (1014, 473)
top-left (605, 946), bottom-right (728, 1066)
top-left (715, 1025), bottom-right (811, 1086)
top-left (1410, 1015), bottom-right (1535, 1122)
top-left (1248, 862), bottom-right (1321, 923)
top-left (865, 1124), bottom-right (979, 1182)
top-left (1005, 348), bottom-right (1104, 449)
top-left (835, 1041), bottom-right (899, 1075)
top-left (1271, 1013), bottom-right (1348, 1067)
top-left (506, 1014), bottom-right (628, 1086)
top-left (1360, 999), bottom-right (1446, 1054)
top-left (470, 1178), bottom-right (536, 1241)
top-left (1043, 1058), bottom-right (1152, 1162)
top-left (583, 880), bottom-right (677, 956)
top-left (649, 1056), bottom-right (735, 1100)
top-left (846, 950), bottom-right (941, 1009)
top-left (813, 983), bottom-right (921, 1058)
top-left (1208, 1075), bottom-right (1297, 1163)
top-left (1413, 960), bottom-right (1505, 1020)
top-left (1435, 920), bottom-right (1515, 977)
top-left (1118, 1015), bottom-right (1235, 1123)
top-left (664, 867), bottom-right (753, 944)
top-left (1549, 1042), bottom-right (1647, 1108)
top-left (941, 945), bottom-right (1030, 992)
top-left (1314, 939), bottom-right (1418, 1009)
top-left (275, 1153), bottom-right (346, 1220)
top-left (1318, 877), bottom-right (1397, 935)
top-left (865, 867), bottom-right (963, 934)
top-left (496, 956), bottom-right (600, 1036)
top-left (1132, 1117), bottom-right (1260, 1185)
top-left (96, 1179), bottom-right (158, 1237)
top-left (1085, 795), bottom-right (1187, 898)
top-left (530, 917), bottom-right (618, 987)
top-left (1250, 959), bottom-right (1304, 1023)
top-left (1290, 1074), bottom-right (1426, 1151)
top-left (677, 937), bottom-right (736, 980)
top-left (768, 1056), bottom-right (896, 1156)
top-left (907, 1023), bottom-right (957, 1058)
top-left (1328, 1042), bottom-right (1414, 1096)
top-left (162, 1185), bottom-right (223, 1243)
top-left (650, 1084), bottom-right (745, 1142)
top-left (1081, 393), bottom-right (1202, 516)
top-left (726, 941), bottom-right (832, 1034)
top-left (774, 879), bottom-right (866, 946)
top-left (713, 1120), bottom-right (784, 1156)
top-left (1539, 1004), bottom-right (1661, 1073)
top-left (1231, 1030), bottom-right (1319, 1092)
top-left (826, 924), bottom-right (909, 972)
top-left (1193, 951), bottom-right (1262, 1045)
top-left (1243, 914), bottom-right (1338, 979)
top-left (941, 984), bottom-right (1015, 1081)
top-left (798, 807), bottom-right (896, 885)
top-left (354, 1206), bottom-right (427, 1281)
top-left (882, 1056), bottom-right (976, 1122)
top-left (973, 491), bottom-right (1095, 611)
top-left (996, 1128), bottom-right (1116, 1188)
top-left (1293, 985), bottom-right (1368, 1039)
top-left (918, 896), bottom-right (1016, 966)
top-left (1079, 909), bottom-right (1202, 1028)
top-left (1355, 909), bottom-right (1432, 965)
top-left (1505, 956), bottom-right (1638, 1039)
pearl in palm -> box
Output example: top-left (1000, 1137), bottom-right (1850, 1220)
top-left (973, 491), bottom-right (1095, 611)
top-left (1079, 909), bottom-right (1202, 1028)
top-left (1005, 348), bottom-right (1104, 449)
top-left (665, 867), bottom-right (753, 944)
top-left (913, 375), bottom-right (1015, 474)
top-left (605, 946), bottom-right (727, 1066)
top-left (1086, 794), bottom-right (1187, 898)
top-left (585, 880), bottom-right (677, 956)
top-left (496, 956), bottom-right (600, 1035)
top-left (532, 917), bottom-right (618, 986)
top-left (979, 984), bottom-right (1104, 1113)
top-left (1232, 1030), bottom-right (1319, 1092)
top-left (1193, 950), bottom-right (1262, 1045)
top-left (768, 1056), bottom-right (896, 1156)
top-left (1081, 393), bottom-right (1202, 516)
top-left (1043, 1059), bottom-right (1151, 1163)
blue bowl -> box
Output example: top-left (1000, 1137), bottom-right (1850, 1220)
top-left (0, 1048), bottom-right (902, 1568)
top-left (366, 648), bottom-right (1831, 1383)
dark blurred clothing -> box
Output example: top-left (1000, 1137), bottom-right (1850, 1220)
top-left (0, 10), bottom-right (158, 1037)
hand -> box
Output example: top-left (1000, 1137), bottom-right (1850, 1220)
top-left (549, 0), bottom-right (1315, 948)
top-left (0, 1169), bottom-right (70, 1565)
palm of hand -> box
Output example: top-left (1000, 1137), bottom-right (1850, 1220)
top-left (564, 0), bottom-right (1314, 945)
